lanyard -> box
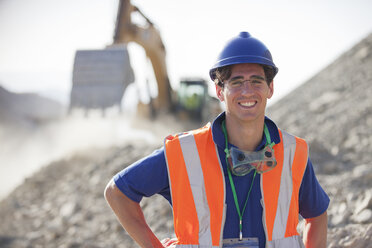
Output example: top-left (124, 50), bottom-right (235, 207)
top-left (227, 164), bottom-right (256, 240)
top-left (222, 120), bottom-right (272, 240)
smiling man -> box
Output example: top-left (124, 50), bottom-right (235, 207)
top-left (215, 63), bottom-right (274, 152)
top-left (105, 32), bottom-right (329, 248)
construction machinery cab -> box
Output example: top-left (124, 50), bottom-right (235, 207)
top-left (177, 78), bottom-right (208, 120)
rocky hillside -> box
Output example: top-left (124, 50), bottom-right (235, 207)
top-left (0, 33), bottom-right (371, 247)
top-left (267, 33), bottom-right (372, 247)
top-left (267, 33), bottom-right (372, 169)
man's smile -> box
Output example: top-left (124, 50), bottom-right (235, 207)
top-left (238, 100), bottom-right (257, 108)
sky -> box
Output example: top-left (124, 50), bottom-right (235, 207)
top-left (1, 0), bottom-right (372, 106)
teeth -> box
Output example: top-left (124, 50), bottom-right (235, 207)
top-left (240, 101), bottom-right (255, 107)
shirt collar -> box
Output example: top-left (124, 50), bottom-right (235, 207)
top-left (211, 112), bottom-right (280, 151)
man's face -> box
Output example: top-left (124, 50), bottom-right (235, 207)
top-left (216, 63), bottom-right (274, 124)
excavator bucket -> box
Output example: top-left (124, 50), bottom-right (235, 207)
top-left (69, 46), bottom-right (134, 114)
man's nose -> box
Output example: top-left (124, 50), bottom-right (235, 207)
top-left (240, 81), bottom-right (254, 94)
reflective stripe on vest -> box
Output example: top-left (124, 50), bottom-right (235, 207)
top-left (164, 123), bottom-right (226, 247)
top-left (164, 125), bottom-right (307, 248)
top-left (261, 130), bottom-right (308, 248)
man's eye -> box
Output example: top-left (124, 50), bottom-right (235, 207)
top-left (230, 81), bottom-right (243, 87)
top-left (252, 80), bottom-right (263, 84)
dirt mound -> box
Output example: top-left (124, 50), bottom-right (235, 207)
top-left (267, 33), bottom-right (372, 247)
top-left (0, 144), bottom-right (173, 248)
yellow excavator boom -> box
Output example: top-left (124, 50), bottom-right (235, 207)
top-left (113, 0), bottom-right (173, 113)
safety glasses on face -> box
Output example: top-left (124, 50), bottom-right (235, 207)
top-left (223, 75), bottom-right (267, 90)
top-left (226, 145), bottom-right (277, 176)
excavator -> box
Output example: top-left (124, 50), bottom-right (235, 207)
top-left (69, 0), bottom-right (220, 121)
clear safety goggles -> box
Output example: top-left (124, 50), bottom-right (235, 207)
top-left (226, 144), bottom-right (277, 176)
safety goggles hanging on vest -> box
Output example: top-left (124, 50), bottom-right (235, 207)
top-left (222, 120), bottom-right (277, 241)
top-left (222, 121), bottom-right (277, 176)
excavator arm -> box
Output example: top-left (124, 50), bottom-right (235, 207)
top-left (113, 0), bottom-right (173, 113)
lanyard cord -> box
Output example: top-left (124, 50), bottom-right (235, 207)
top-left (222, 120), bottom-right (272, 240)
top-left (227, 165), bottom-right (256, 240)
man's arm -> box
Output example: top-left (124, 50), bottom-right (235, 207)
top-left (104, 179), bottom-right (163, 248)
top-left (302, 210), bottom-right (328, 248)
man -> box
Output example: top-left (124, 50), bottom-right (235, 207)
top-left (105, 31), bottom-right (329, 248)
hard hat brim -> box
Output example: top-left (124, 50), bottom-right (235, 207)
top-left (209, 56), bottom-right (278, 81)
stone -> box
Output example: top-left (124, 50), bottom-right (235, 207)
top-left (354, 190), bottom-right (372, 215)
top-left (60, 202), bottom-right (78, 218)
top-left (330, 214), bottom-right (345, 226)
top-left (352, 209), bottom-right (372, 224)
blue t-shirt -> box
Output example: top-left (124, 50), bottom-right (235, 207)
top-left (114, 112), bottom-right (329, 248)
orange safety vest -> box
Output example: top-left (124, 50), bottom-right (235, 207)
top-left (164, 123), bottom-right (308, 248)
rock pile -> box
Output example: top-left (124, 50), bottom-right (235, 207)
top-left (267, 32), bottom-right (372, 247)
top-left (0, 143), bottom-right (174, 248)
top-left (267, 33), bottom-right (372, 169)
top-left (0, 33), bottom-right (371, 247)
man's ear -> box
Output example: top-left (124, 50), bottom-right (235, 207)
top-left (268, 81), bottom-right (274, 99)
top-left (216, 84), bottom-right (224, 102)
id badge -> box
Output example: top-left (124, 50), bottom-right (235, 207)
top-left (222, 237), bottom-right (259, 248)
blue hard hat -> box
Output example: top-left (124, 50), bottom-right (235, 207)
top-left (209, 32), bottom-right (278, 81)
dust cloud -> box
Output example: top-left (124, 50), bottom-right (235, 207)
top-left (0, 111), bottom-right (163, 200)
